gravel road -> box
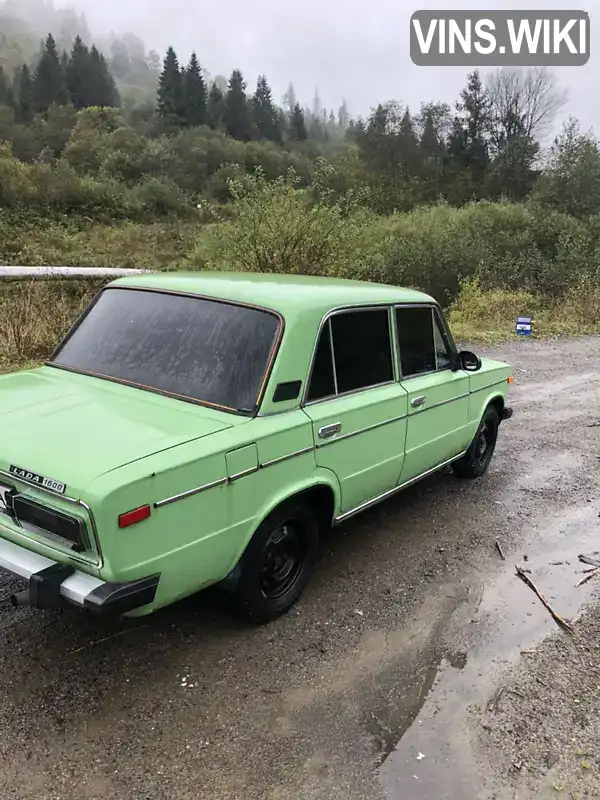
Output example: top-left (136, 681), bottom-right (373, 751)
top-left (1, 336), bottom-right (600, 800)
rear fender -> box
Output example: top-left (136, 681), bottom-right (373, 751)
top-left (220, 469), bottom-right (341, 589)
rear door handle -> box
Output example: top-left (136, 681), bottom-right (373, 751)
top-left (411, 396), bottom-right (426, 408)
top-left (318, 422), bottom-right (342, 439)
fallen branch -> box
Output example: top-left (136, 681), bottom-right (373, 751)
top-left (578, 553), bottom-right (600, 568)
top-left (576, 567), bottom-right (600, 588)
top-left (516, 566), bottom-right (574, 634)
top-left (69, 625), bottom-right (147, 654)
top-left (487, 687), bottom-right (505, 713)
top-left (495, 540), bottom-right (506, 560)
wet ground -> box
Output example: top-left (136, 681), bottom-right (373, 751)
top-left (1, 336), bottom-right (600, 800)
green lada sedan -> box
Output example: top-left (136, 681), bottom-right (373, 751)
top-left (0, 273), bottom-right (513, 623)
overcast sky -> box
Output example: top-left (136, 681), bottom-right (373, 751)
top-left (68, 0), bottom-right (596, 136)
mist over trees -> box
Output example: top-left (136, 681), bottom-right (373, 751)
top-left (1, 0), bottom-right (598, 230)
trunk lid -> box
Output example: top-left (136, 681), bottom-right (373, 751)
top-left (0, 366), bottom-right (237, 496)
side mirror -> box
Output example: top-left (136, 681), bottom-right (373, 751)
top-left (457, 350), bottom-right (482, 372)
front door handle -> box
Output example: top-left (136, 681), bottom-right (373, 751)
top-left (411, 396), bottom-right (426, 408)
top-left (319, 422), bottom-right (342, 439)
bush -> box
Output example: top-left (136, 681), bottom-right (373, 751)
top-left (0, 212), bottom-right (197, 268)
top-left (189, 167), bottom-right (380, 276)
top-left (351, 200), bottom-right (594, 303)
top-left (0, 143), bottom-right (199, 221)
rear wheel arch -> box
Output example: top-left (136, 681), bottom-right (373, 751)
top-left (253, 481), bottom-right (338, 541)
top-left (292, 484), bottom-right (336, 533)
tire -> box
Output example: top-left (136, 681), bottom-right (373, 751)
top-left (452, 405), bottom-right (500, 480)
top-left (232, 500), bottom-right (319, 624)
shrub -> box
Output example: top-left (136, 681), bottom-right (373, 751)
top-left (190, 167), bottom-right (379, 276)
top-left (0, 212), bottom-right (197, 268)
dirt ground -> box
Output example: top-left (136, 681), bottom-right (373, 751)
top-left (474, 602), bottom-right (600, 799)
top-left (1, 335), bottom-right (600, 800)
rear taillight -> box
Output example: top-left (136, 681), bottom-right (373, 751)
top-left (118, 505), bottom-right (151, 529)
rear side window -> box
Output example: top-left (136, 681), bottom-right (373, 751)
top-left (306, 326), bottom-right (336, 402)
top-left (307, 308), bottom-right (394, 401)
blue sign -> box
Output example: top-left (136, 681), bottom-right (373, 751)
top-left (516, 316), bottom-right (532, 336)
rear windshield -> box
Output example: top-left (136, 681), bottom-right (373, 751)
top-left (50, 288), bottom-right (281, 412)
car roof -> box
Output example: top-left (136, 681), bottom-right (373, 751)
top-left (109, 272), bottom-right (436, 315)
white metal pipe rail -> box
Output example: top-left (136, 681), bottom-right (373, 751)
top-left (0, 267), bottom-right (153, 278)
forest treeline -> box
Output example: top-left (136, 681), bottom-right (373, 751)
top-left (2, 0), bottom-right (600, 347)
top-left (1, 0), bottom-right (599, 222)
top-left (1, 25), bottom-right (597, 223)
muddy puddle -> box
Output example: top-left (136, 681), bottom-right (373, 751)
top-left (377, 500), bottom-right (600, 799)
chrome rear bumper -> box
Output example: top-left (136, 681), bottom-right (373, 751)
top-left (0, 537), bottom-right (159, 615)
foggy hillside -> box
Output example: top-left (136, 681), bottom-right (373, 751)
top-left (0, 0), bottom-right (596, 131)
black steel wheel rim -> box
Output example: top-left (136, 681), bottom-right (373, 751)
top-left (475, 421), bottom-right (494, 466)
top-left (261, 521), bottom-right (306, 600)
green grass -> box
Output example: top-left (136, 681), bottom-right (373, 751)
top-left (448, 279), bottom-right (600, 344)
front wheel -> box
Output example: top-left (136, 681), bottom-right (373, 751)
top-left (452, 405), bottom-right (500, 479)
top-left (232, 500), bottom-right (319, 624)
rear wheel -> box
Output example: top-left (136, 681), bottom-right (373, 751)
top-left (232, 500), bottom-right (319, 623)
top-left (452, 405), bottom-right (500, 479)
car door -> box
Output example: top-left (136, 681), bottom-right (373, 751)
top-left (395, 304), bottom-right (471, 484)
top-left (302, 306), bottom-right (409, 516)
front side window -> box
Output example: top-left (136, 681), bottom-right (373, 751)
top-left (307, 308), bottom-right (394, 401)
top-left (51, 288), bottom-right (281, 413)
top-left (396, 306), bottom-right (454, 377)
top-left (433, 312), bottom-right (452, 369)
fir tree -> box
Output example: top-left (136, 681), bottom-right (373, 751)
top-left (224, 69), bottom-right (252, 141)
top-left (289, 102), bottom-right (307, 141)
top-left (66, 35), bottom-right (91, 110)
top-left (420, 111), bottom-right (440, 158)
top-left (183, 52), bottom-right (207, 127)
top-left (283, 81), bottom-right (296, 119)
top-left (253, 75), bottom-right (279, 141)
top-left (15, 64), bottom-right (34, 123)
top-left (157, 46), bottom-right (184, 124)
top-left (207, 82), bottom-right (225, 129)
top-left (33, 34), bottom-right (69, 112)
top-left (399, 108), bottom-right (421, 175)
top-left (312, 89), bottom-right (322, 119)
top-left (0, 66), bottom-right (14, 109)
top-left (449, 70), bottom-right (491, 181)
top-left (88, 46), bottom-right (120, 107)
top-left (338, 99), bottom-right (349, 130)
